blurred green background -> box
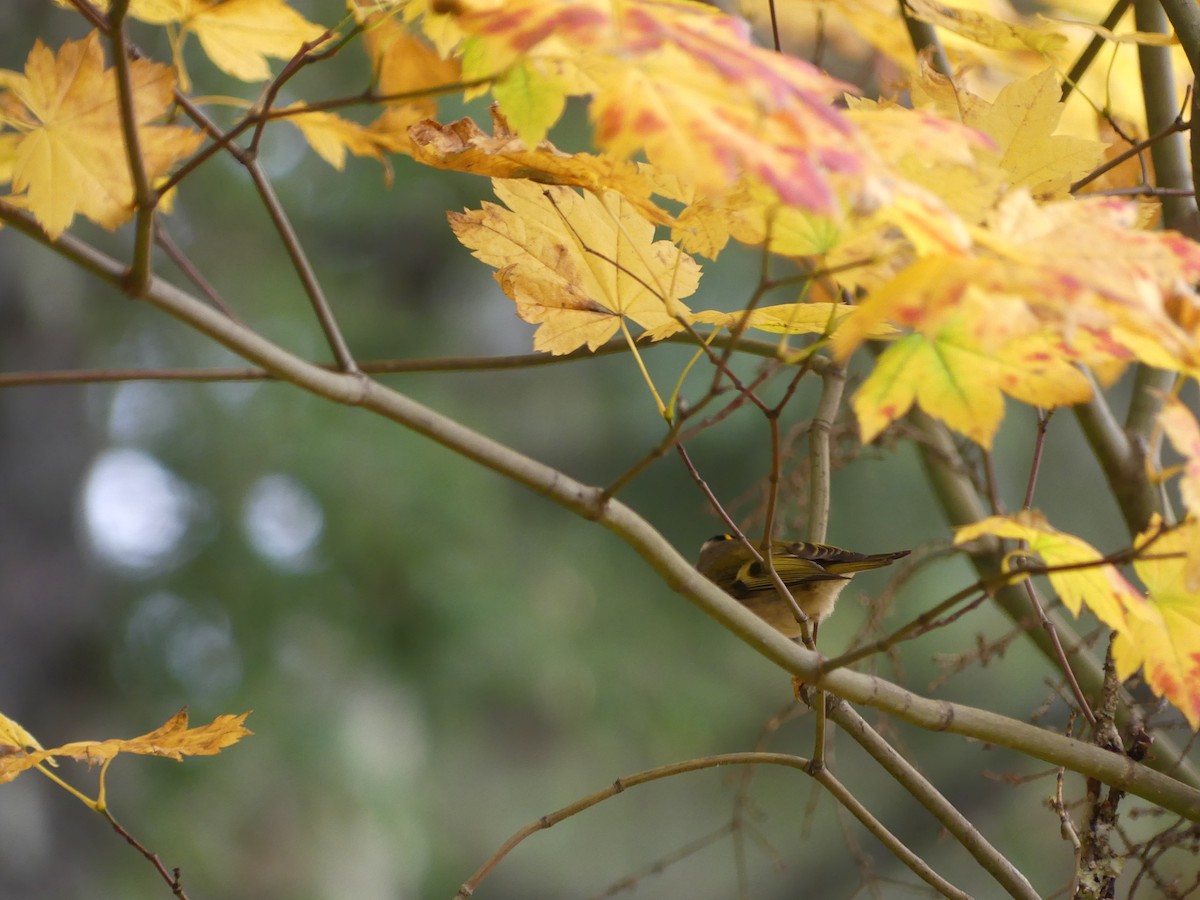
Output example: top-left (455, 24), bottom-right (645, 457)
top-left (1, 2), bottom-right (1196, 898)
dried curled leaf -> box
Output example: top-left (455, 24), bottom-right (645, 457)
top-left (0, 708), bottom-right (252, 785)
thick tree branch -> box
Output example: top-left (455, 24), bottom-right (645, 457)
top-left (1155, 0), bottom-right (1200, 209)
top-left (829, 700), bottom-right (1040, 899)
top-left (1074, 369), bottom-right (1163, 533)
top-left (806, 362), bottom-right (844, 544)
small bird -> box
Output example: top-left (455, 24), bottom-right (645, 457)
top-left (696, 534), bottom-right (909, 638)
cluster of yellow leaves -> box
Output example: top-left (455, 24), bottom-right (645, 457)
top-left (957, 513), bottom-right (1200, 728)
top-left (313, 3), bottom-right (464, 167)
top-left (0, 0), bottom-right (467, 233)
top-left (832, 190), bottom-right (1200, 444)
top-left (418, 0), bottom-right (876, 215)
top-left (0, 708), bottom-right (251, 786)
top-left (419, 0), bottom-right (1200, 734)
top-left (448, 177), bottom-right (904, 356)
top-left (426, 3), bottom-right (1200, 461)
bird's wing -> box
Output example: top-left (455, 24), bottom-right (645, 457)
top-left (735, 556), bottom-right (846, 594)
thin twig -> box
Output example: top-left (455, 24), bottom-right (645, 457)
top-left (1024, 581), bottom-right (1098, 726)
top-left (766, 0), bottom-right (783, 51)
top-left (588, 824), bottom-right (735, 899)
top-left (244, 160), bottom-right (360, 373)
top-left (247, 24), bottom-right (359, 155)
top-left (453, 752), bottom-right (972, 900)
top-left (813, 766), bottom-right (972, 899)
top-left (603, 366), bottom-right (777, 500)
top-left (0, 332), bottom-right (830, 389)
top-left (105, 0), bottom-right (156, 293)
top-left (1014, 409), bottom-right (1095, 725)
top-left (160, 77), bottom-right (495, 195)
top-left (1069, 114), bottom-right (1191, 194)
top-left (103, 807), bottom-right (190, 899)
top-left (1022, 410), bottom-right (1051, 511)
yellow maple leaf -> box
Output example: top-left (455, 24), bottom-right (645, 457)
top-left (356, 5), bottom-right (460, 98)
top-left (448, 178), bottom-right (699, 355)
top-left (954, 511), bottom-right (1140, 631)
top-left (0, 708), bottom-right (251, 785)
top-left (282, 104), bottom-right (393, 171)
top-left (132, 0), bottom-right (327, 90)
top-left (846, 96), bottom-right (1001, 223)
top-left (1114, 518), bottom-right (1200, 729)
top-left (977, 68), bottom-right (1108, 199)
top-left (54, 708), bottom-right (252, 765)
top-left (911, 65), bottom-right (1107, 200)
top-left (0, 32), bottom-right (202, 238)
top-left (1161, 397), bottom-right (1200, 518)
top-left (350, 4), bottom-right (460, 157)
top-left (669, 177), bottom-right (849, 260)
top-left (853, 293), bottom-right (1092, 446)
top-left (981, 194), bottom-right (1200, 367)
top-left (956, 512), bottom-right (1200, 728)
top-left (0, 132), bottom-right (19, 185)
top-left (1159, 398), bottom-right (1200, 590)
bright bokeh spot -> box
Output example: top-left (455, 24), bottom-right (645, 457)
top-left (82, 447), bottom-right (196, 573)
top-left (242, 473), bottom-right (324, 570)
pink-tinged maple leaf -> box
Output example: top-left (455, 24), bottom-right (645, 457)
top-left (440, 0), bottom-right (871, 215)
top-left (834, 192), bottom-right (1200, 381)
